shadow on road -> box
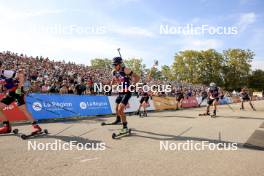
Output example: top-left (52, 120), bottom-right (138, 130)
top-left (131, 128), bottom-right (264, 151)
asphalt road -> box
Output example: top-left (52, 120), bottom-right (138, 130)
top-left (1, 101), bottom-right (264, 176)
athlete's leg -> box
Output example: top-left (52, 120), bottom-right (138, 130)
top-left (206, 99), bottom-right (213, 115)
top-left (18, 104), bottom-right (42, 133)
top-left (115, 103), bottom-right (119, 116)
top-left (212, 99), bottom-right (218, 115)
top-left (112, 95), bottom-right (122, 124)
top-left (143, 101), bottom-right (146, 113)
top-left (0, 97), bottom-right (14, 133)
top-left (0, 102), bottom-right (9, 121)
top-left (248, 100), bottom-right (256, 111)
top-left (118, 103), bottom-right (127, 129)
top-left (138, 104), bottom-right (142, 111)
top-left (0, 102), bottom-right (11, 133)
top-left (137, 97), bottom-right (144, 114)
top-left (110, 103), bottom-right (121, 124)
top-left (206, 105), bottom-right (210, 114)
top-left (241, 100), bottom-right (244, 110)
top-left (136, 104), bottom-right (142, 115)
top-left (118, 93), bottom-right (131, 129)
top-left (179, 98), bottom-right (184, 108)
top-left (175, 100), bottom-right (179, 110)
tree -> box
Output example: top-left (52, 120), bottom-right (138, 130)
top-left (124, 58), bottom-right (146, 76)
top-left (161, 65), bottom-right (173, 81)
top-left (91, 58), bottom-right (112, 69)
top-left (172, 50), bottom-right (202, 83)
top-left (222, 49), bottom-right (254, 90)
top-left (248, 69), bottom-right (264, 91)
top-left (144, 67), bottom-right (162, 80)
top-left (199, 49), bottom-right (224, 86)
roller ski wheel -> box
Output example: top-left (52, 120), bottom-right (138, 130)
top-left (12, 129), bottom-right (19, 134)
top-left (21, 129), bottom-right (48, 140)
top-left (112, 128), bottom-right (132, 139)
top-left (143, 111), bottom-right (147, 117)
top-left (211, 114), bottom-right (217, 118)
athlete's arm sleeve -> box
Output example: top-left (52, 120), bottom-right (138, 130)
top-left (0, 79), bottom-right (5, 84)
top-left (124, 67), bottom-right (140, 83)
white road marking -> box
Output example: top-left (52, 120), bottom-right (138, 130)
top-left (80, 157), bottom-right (99, 163)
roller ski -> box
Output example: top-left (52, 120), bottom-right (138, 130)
top-left (198, 113), bottom-right (210, 116)
top-left (20, 124), bottom-right (48, 140)
top-left (101, 116), bottom-right (121, 126)
top-left (112, 128), bottom-right (131, 139)
top-left (21, 129), bottom-right (48, 140)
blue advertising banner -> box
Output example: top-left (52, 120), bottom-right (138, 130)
top-left (26, 94), bottom-right (112, 120)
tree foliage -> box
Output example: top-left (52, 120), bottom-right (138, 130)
top-left (89, 49), bottom-right (261, 91)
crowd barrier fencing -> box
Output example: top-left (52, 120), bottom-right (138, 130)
top-left (0, 93), bottom-right (260, 122)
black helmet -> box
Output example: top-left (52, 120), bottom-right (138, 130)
top-left (112, 57), bottom-right (123, 65)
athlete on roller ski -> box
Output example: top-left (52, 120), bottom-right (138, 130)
top-left (0, 61), bottom-right (43, 135)
top-left (199, 87), bottom-right (208, 107)
top-left (239, 88), bottom-right (256, 111)
top-left (175, 86), bottom-right (184, 110)
top-left (199, 82), bottom-right (221, 118)
top-left (107, 56), bottom-right (140, 134)
top-left (135, 83), bottom-right (152, 117)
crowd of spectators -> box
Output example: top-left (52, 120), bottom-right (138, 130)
top-left (0, 51), bottom-right (112, 95)
top-left (1, 51), bottom-right (219, 97)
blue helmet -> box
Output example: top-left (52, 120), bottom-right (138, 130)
top-left (112, 57), bottom-right (123, 65)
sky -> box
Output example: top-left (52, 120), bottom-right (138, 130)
top-left (0, 0), bottom-right (263, 69)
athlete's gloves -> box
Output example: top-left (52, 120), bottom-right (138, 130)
top-left (15, 88), bottom-right (22, 95)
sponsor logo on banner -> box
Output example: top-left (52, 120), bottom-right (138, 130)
top-left (32, 102), bottom-right (42, 111)
top-left (80, 102), bottom-right (87, 109)
top-left (26, 94), bottom-right (112, 120)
